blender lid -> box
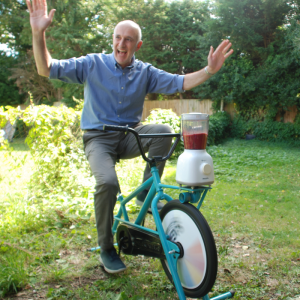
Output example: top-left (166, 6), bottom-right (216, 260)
top-left (181, 113), bottom-right (209, 120)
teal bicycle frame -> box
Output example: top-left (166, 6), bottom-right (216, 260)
top-left (112, 166), bottom-right (233, 300)
top-left (90, 125), bottom-right (234, 300)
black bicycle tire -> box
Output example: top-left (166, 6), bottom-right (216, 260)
top-left (159, 200), bottom-right (218, 298)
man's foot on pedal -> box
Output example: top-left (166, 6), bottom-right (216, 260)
top-left (135, 189), bottom-right (164, 212)
top-left (99, 247), bottom-right (126, 273)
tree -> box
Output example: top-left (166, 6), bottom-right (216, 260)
top-left (114, 0), bottom-right (211, 99)
top-left (1, 0), bottom-right (114, 106)
top-left (213, 0), bottom-right (292, 65)
top-left (195, 0), bottom-right (300, 117)
top-left (0, 51), bottom-right (26, 106)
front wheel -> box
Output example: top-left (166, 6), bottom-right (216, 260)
top-left (160, 200), bottom-right (218, 298)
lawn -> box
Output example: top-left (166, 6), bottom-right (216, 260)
top-left (0, 138), bottom-right (300, 300)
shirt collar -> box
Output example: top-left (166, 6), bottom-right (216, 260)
top-left (111, 52), bottom-right (136, 70)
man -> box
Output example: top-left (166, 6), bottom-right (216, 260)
top-left (26, 0), bottom-right (233, 274)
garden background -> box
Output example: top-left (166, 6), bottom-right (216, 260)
top-left (1, 0), bottom-right (300, 299)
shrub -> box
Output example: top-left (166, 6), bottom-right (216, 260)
top-left (230, 115), bottom-right (256, 139)
top-left (144, 108), bottom-right (183, 157)
top-left (252, 120), bottom-right (300, 144)
top-left (208, 111), bottom-right (231, 145)
top-left (0, 106), bottom-right (20, 149)
top-left (14, 119), bottom-right (29, 138)
top-left (231, 114), bottom-right (300, 145)
top-left (144, 108), bottom-right (181, 133)
top-left (21, 104), bottom-right (91, 198)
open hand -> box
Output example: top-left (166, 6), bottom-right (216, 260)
top-left (207, 40), bottom-right (233, 75)
top-left (26, 0), bottom-right (56, 33)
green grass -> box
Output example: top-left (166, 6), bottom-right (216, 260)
top-left (1, 138), bottom-right (300, 299)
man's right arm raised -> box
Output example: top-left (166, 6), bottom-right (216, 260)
top-left (26, 0), bottom-right (56, 77)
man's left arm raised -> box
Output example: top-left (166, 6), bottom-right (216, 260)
top-left (183, 40), bottom-right (233, 91)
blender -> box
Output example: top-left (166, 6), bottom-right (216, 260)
top-left (176, 113), bottom-right (214, 186)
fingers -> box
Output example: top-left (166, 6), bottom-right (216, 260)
top-left (49, 9), bottom-right (56, 22)
top-left (26, 0), bottom-right (33, 13)
top-left (213, 40), bottom-right (233, 60)
top-left (32, 0), bottom-right (38, 11)
top-left (208, 46), bottom-right (214, 59)
top-left (215, 39), bottom-right (231, 55)
top-left (214, 39), bottom-right (227, 53)
top-left (224, 49), bottom-right (234, 59)
top-left (42, 0), bottom-right (48, 13)
top-left (27, 0), bottom-right (48, 13)
top-left (222, 41), bottom-right (233, 59)
top-left (222, 41), bottom-right (232, 54)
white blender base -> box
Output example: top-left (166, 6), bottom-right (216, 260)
top-left (176, 149), bottom-right (214, 186)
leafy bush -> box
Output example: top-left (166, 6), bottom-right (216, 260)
top-left (14, 119), bottom-right (30, 138)
top-left (144, 108), bottom-right (183, 157)
top-left (230, 115), bottom-right (256, 139)
top-left (252, 120), bottom-right (300, 144)
top-left (208, 111), bottom-right (231, 145)
top-left (21, 104), bottom-right (91, 198)
top-left (144, 108), bottom-right (180, 133)
top-left (0, 106), bottom-right (20, 149)
top-left (231, 114), bottom-right (300, 145)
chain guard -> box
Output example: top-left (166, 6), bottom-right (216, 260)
top-left (116, 223), bottom-right (165, 259)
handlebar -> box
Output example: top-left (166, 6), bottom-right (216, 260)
top-left (103, 124), bottom-right (181, 165)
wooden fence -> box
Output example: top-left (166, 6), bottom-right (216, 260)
top-left (17, 100), bottom-right (298, 123)
top-left (224, 103), bottom-right (298, 123)
top-left (276, 105), bottom-right (298, 123)
top-left (142, 99), bottom-right (213, 121)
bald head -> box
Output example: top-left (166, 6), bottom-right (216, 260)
top-left (113, 20), bottom-right (143, 68)
top-left (114, 20), bottom-right (142, 43)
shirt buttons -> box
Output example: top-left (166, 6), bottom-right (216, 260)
top-left (118, 115), bottom-right (120, 117)
top-left (119, 102), bottom-right (122, 103)
top-left (123, 73), bottom-right (125, 75)
top-left (121, 87), bottom-right (124, 89)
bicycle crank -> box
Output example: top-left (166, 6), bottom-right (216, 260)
top-left (116, 224), bottom-right (167, 259)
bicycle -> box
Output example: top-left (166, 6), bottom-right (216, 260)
top-left (90, 123), bottom-right (235, 300)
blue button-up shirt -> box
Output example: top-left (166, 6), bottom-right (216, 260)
top-left (49, 53), bottom-right (184, 130)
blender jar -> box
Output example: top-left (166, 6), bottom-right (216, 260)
top-left (181, 113), bottom-right (209, 150)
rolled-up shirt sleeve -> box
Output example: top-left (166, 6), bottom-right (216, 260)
top-left (49, 55), bottom-right (93, 84)
top-left (147, 66), bottom-right (185, 94)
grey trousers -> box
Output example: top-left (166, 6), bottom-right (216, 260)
top-left (83, 123), bottom-right (172, 250)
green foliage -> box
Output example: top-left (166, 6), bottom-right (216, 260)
top-left (208, 111), bottom-right (231, 145)
top-left (0, 106), bottom-right (20, 149)
top-left (128, 0), bottom-right (210, 74)
top-left (230, 114), bottom-right (256, 139)
top-left (46, 287), bottom-right (75, 299)
top-left (144, 108), bottom-right (183, 157)
top-left (0, 107), bottom-right (8, 128)
top-left (214, 0), bottom-right (291, 63)
top-left (21, 104), bottom-right (90, 197)
top-left (1, 137), bottom-right (300, 299)
top-left (252, 120), bottom-right (300, 144)
top-left (196, 0), bottom-right (300, 118)
top-left (231, 114), bottom-right (300, 145)
top-left (0, 51), bottom-right (26, 106)
top-left (1, 0), bottom-right (114, 105)
top-left (13, 118), bottom-right (29, 138)
top-left (144, 108), bottom-right (180, 133)
top-left (0, 252), bottom-right (28, 298)
top-left (2, 0), bottom-right (300, 122)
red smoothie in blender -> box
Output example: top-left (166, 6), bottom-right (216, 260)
top-left (183, 132), bottom-right (208, 149)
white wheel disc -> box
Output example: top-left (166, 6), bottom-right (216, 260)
top-left (162, 209), bottom-right (207, 289)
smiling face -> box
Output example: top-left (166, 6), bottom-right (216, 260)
top-left (113, 21), bottom-right (143, 68)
